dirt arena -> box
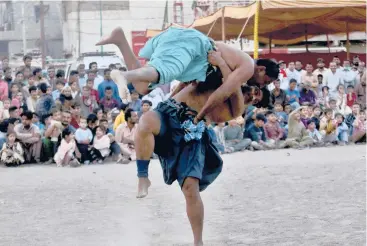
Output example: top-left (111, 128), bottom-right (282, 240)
top-left (0, 145), bottom-right (365, 246)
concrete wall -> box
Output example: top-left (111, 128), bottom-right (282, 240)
top-left (63, 1), bottom-right (195, 58)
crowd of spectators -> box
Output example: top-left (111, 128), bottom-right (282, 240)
top-left (0, 54), bottom-right (365, 167)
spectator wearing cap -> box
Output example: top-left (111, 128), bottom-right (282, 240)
top-left (14, 111), bottom-right (42, 163)
top-left (98, 69), bottom-right (120, 102)
top-left (224, 119), bottom-right (251, 152)
top-left (35, 83), bottom-right (55, 121)
top-left (313, 58), bottom-right (329, 78)
top-left (128, 90), bottom-right (142, 113)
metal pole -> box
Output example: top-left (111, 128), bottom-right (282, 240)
top-left (21, 2), bottom-right (27, 56)
top-left (253, 0), bottom-right (260, 59)
top-left (206, 18), bottom-right (218, 36)
top-left (326, 34), bottom-right (331, 53)
top-left (305, 24), bottom-right (309, 52)
top-left (99, 0), bottom-right (103, 54)
top-left (40, 0), bottom-right (46, 68)
top-left (237, 17), bottom-right (250, 40)
top-left (346, 22), bottom-right (350, 60)
top-left (77, 1), bottom-right (81, 57)
top-left (221, 7), bottom-right (226, 42)
top-left (269, 35), bottom-right (272, 54)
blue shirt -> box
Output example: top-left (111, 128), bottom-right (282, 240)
top-left (286, 89), bottom-right (300, 104)
top-left (245, 124), bottom-right (266, 142)
top-left (52, 90), bottom-right (61, 100)
top-left (75, 128), bottom-right (93, 143)
top-left (98, 80), bottom-right (120, 101)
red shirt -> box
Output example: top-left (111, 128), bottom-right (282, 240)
top-left (346, 92), bottom-right (356, 107)
top-left (70, 117), bottom-right (80, 129)
top-left (91, 89), bottom-right (100, 103)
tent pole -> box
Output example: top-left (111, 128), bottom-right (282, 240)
top-left (221, 7), bottom-right (226, 42)
top-left (207, 18), bottom-right (218, 36)
top-left (253, 0), bottom-right (260, 59)
top-left (237, 17), bottom-right (250, 40)
top-left (305, 24), bottom-right (309, 52)
top-left (269, 35), bottom-right (272, 54)
top-left (346, 22), bottom-right (350, 60)
top-left (326, 34), bottom-right (331, 53)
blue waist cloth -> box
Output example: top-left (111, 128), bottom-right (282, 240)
top-left (139, 27), bottom-right (214, 85)
top-left (153, 98), bottom-right (223, 191)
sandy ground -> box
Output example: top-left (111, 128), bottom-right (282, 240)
top-left (0, 145), bottom-right (365, 246)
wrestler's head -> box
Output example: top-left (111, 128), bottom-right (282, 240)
top-left (248, 59), bottom-right (279, 88)
top-left (241, 85), bottom-right (262, 105)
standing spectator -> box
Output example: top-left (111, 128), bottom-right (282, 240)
top-left (115, 108), bottom-right (138, 163)
top-left (128, 90), bottom-right (142, 112)
top-left (264, 111), bottom-right (284, 143)
top-left (245, 114), bottom-right (274, 150)
top-left (3, 67), bottom-right (13, 84)
top-left (332, 55), bottom-right (343, 73)
top-left (1, 57), bottom-right (9, 71)
top-left (286, 79), bottom-right (300, 109)
top-left (77, 64), bottom-right (87, 88)
top-left (323, 62), bottom-right (343, 96)
top-left (47, 66), bottom-right (57, 90)
top-left (86, 78), bottom-right (100, 103)
top-left (52, 78), bottom-right (65, 100)
top-left (313, 58), bottom-right (328, 77)
top-left (36, 83), bottom-right (55, 121)
top-left (100, 86), bottom-right (120, 112)
top-left (98, 69), bottom-right (120, 101)
top-left (316, 74), bottom-right (324, 95)
top-left (14, 111), bottom-right (42, 163)
top-left (286, 62), bottom-right (301, 85)
top-left (80, 86), bottom-right (99, 118)
top-left (299, 82), bottom-right (316, 106)
top-left (270, 79), bottom-right (287, 106)
top-left (295, 60), bottom-right (306, 77)
top-left (346, 85), bottom-right (357, 108)
top-left (224, 119), bottom-right (251, 152)
top-left (355, 72), bottom-right (366, 109)
top-left (341, 60), bottom-right (357, 88)
top-left (301, 63), bottom-right (318, 93)
top-left (89, 62), bottom-right (104, 89)
top-left (278, 60), bottom-right (289, 90)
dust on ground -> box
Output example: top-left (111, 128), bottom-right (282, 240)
top-left (0, 145), bottom-right (365, 246)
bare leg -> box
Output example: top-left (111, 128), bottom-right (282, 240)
top-left (182, 177), bottom-right (204, 246)
top-left (96, 27), bottom-right (158, 95)
top-left (134, 111), bottom-right (161, 198)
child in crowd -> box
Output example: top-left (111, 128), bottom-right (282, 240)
top-left (320, 108), bottom-right (337, 144)
top-left (139, 100), bottom-right (152, 118)
top-left (52, 79), bottom-right (65, 100)
top-left (300, 107), bottom-right (309, 128)
top-left (352, 110), bottom-right (366, 143)
top-left (284, 104), bottom-right (292, 115)
top-left (335, 113), bottom-right (349, 145)
top-left (274, 102), bottom-right (288, 128)
top-left (246, 114), bottom-right (274, 150)
top-left (307, 119), bottom-right (323, 146)
top-left (86, 78), bottom-right (100, 103)
top-left (0, 99), bottom-right (11, 120)
top-left (32, 113), bottom-right (45, 135)
top-left (318, 86), bottom-right (330, 110)
top-left (0, 132), bottom-right (24, 167)
top-left (310, 106), bottom-right (322, 130)
top-left (75, 118), bottom-right (93, 165)
top-left (346, 85), bottom-right (357, 108)
top-left (9, 83), bottom-right (20, 101)
top-left (264, 111), bottom-right (284, 144)
top-left (54, 128), bottom-right (80, 167)
top-left (286, 79), bottom-right (300, 109)
top-left (90, 126), bottom-right (110, 163)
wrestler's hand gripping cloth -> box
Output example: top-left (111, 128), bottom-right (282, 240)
top-left (153, 99), bottom-right (223, 192)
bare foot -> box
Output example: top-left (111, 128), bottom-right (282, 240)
top-left (194, 241), bottom-right (204, 246)
top-left (96, 27), bottom-right (125, 46)
top-left (136, 177), bottom-right (151, 198)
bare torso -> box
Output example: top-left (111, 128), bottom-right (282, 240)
top-left (173, 43), bottom-right (250, 123)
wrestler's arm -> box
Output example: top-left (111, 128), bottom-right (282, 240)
top-left (196, 51), bottom-right (254, 120)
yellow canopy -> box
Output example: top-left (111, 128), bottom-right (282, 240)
top-left (147, 0), bottom-right (366, 45)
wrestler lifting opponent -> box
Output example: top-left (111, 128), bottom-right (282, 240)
top-left (97, 27), bottom-right (279, 246)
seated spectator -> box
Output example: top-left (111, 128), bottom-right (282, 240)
top-left (318, 86), bottom-right (330, 110)
top-left (115, 109), bottom-right (138, 164)
top-left (36, 83), bottom-right (55, 121)
top-left (90, 125), bottom-right (111, 164)
top-left (345, 102), bottom-right (360, 135)
top-left (0, 132), bottom-right (25, 167)
top-left (335, 113), bottom-right (349, 145)
top-left (351, 110), bottom-right (366, 143)
top-left (346, 85), bottom-right (357, 108)
top-left (113, 104), bottom-right (128, 131)
top-left (280, 106), bottom-right (313, 149)
top-left (14, 111), bottom-right (42, 163)
top-left (319, 108), bottom-right (337, 144)
top-left (80, 86), bottom-right (99, 118)
top-left (70, 103), bottom-right (82, 129)
top-left (274, 102), bottom-right (288, 128)
top-left (206, 121), bottom-right (225, 154)
top-left (224, 119), bottom-right (251, 152)
top-left (264, 111), bottom-right (284, 144)
top-left (299, 82), bottom-right (316, 106)
top-left (128, 90), bottom-right (142, 113)
top-left (355, 72), bottom-right (366, 109)
top-left (213, 123), bottom-right (226, 154)
top-left (310, 106), bottom-right (322, 130)
top-left (286, 79), bottom-right (300, 109)
top-left (75, 118), bottom-right (93, 165)
top-left (139, 100), bottom-right (152, 118)
top-left (300, 107), bottom-right (310, 128)
top-left (54, 128), bottom-right (80, 167)
top-left (328, 99), bottom-right (338, 117)
top-left (9, 106), bottom-right (20, 119)
top-left (32, 113), bottom-right (45, 135)
top-left (100, 86), bottom-right (120, 112)
top-left (9, 83), bottom-right (20, 102)
top-left (335, 84), bottom-right (351, 116)
top-left (270, 79), bottom-right (287, 106)
top-left (26, 86), bottom-right (38, 112)
top-left (52, 78), bottom-right (65, 100)
top-left (307, 119), bottom-right (323, 146)
top-left (245, 114), bottom-right (274, 150)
